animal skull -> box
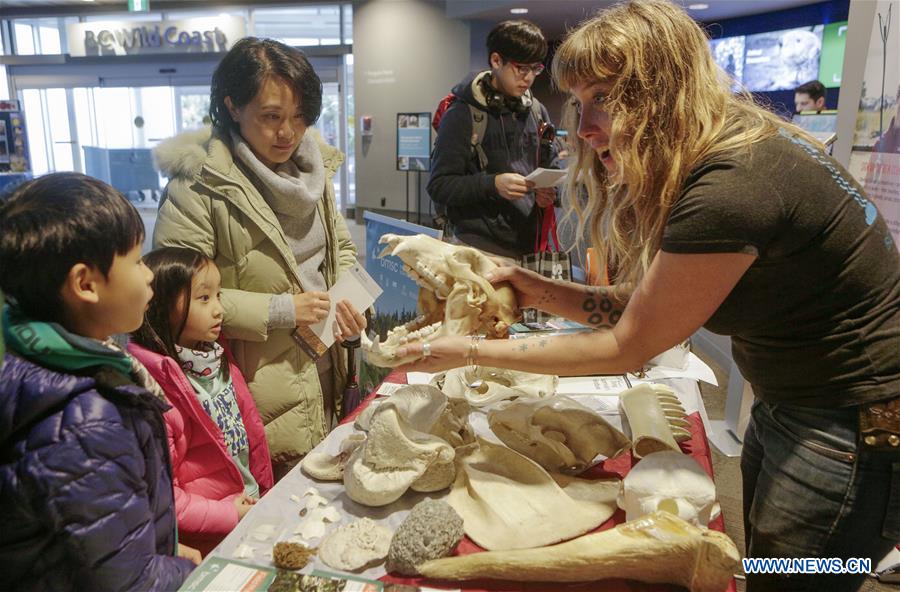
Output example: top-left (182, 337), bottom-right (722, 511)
top-left (361, 234), bottom-right (518, 367)
top-left (617, 450), bottom-right (721, 527)
top-left (433, 366), bottom-right (557, 408)
top-left (488, 396), bottom-right (631, 473)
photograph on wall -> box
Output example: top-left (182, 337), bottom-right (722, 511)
top-left (709, 35), bottom-right (745, 89)
top-left (847, 1), bottom-right (899, 249)
top-left (742, 25), bottom-right (824, 92)
top-left (396, 112), bottom-right (431, 172)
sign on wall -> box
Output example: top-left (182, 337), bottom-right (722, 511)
top-left (66, 16), bottom-right (246, 57)
top-left (396, 112), bottom-right (431, 172)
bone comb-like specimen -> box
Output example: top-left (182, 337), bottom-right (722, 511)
top-left (417, 510), bottom-right (740, 592)
top-left (488, 396), bottom-right (630, 473)
top-left (619, 383), bottom-right (690, 458)
top-left (362, 233), bottom-right (518, 367)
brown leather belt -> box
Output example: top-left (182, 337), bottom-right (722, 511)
top-left (859, 396), bottom-right (900, 449)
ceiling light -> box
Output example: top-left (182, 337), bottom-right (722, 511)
top-left (510, 8), bottom-right (529, 15)
top-left (688, 3), bottom-right (709, 9)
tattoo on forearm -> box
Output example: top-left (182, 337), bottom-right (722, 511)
top-left (536, 289), bottom-right (554, 307)
top-left (581, 287), bottom-right (623, 329)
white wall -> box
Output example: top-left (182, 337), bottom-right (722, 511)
top-left (352, 0), bottom-right (471, 216)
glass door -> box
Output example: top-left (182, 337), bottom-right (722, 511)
top-left (20, 87), bottom-right (77, 176)
top-left (174, 86), bottom-right (212, 132)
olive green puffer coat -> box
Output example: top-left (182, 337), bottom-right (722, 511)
top-left (153, 127), bottom-right (355, 464)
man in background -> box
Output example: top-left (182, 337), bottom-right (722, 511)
top-left (428, 20), bottom-right (560, 257)
top-left (794, 80), bottom-right (827, 113)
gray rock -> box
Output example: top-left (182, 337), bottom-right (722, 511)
top-left (386, 499), bottom-right (465, 575)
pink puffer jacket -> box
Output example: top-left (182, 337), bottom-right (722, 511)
top-left (128, 342), bottom-right (274, 552)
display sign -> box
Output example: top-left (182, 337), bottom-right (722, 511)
top-left (363, 211), bottom-right (441, 320)
top-left (847, 1), bottom-right (899, 249)
top-left (396, 112), bottom-right (431, 172)
top-left (66, 16), bottom-right (245, 57)
top-left (361, 211), bottom-right (441, 392)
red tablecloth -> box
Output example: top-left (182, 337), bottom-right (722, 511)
top-left (344, 372), bottom-right (738, 592)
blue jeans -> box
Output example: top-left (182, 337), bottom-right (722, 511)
top-left (741, 399), bottom-right (900, 592)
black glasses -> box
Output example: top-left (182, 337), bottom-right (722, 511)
top-left (506, 59), bottom-right (546, 78)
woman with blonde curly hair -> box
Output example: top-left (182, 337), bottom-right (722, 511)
top-left (402, 1), bottom-right (900, 589)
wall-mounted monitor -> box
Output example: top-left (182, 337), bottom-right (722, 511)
top-left (742, 25), bottom-right (824, 92)
top-left (709, 35), bottom-right (746, 89)
top-left (819, 21), bottom-right (848, 88)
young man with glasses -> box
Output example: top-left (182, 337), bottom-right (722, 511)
top-left (428, 20), bottom-right (561, 257)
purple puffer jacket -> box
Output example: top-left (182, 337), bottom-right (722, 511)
top-left (0, 353), bottom-right (196, 591)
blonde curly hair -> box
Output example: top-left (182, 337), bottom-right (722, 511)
top-left (553, 0), bottom-right (819, 287)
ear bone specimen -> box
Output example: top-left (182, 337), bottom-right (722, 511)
top-left (619, 384), bottom-right (690, 458)
top-left (417, 510), bottom-right (740, 592)
top-left (362, 234), bottom-right (518, 368)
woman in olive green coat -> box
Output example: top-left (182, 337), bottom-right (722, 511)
top-left (153, 38), bottom-right (365, 474)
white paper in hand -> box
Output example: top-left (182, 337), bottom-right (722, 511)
top-left (525, 167), bottom-right (568, 188)
top-left (309, 264), bottom-right (383, 349)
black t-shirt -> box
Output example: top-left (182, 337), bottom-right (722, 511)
top-left (662, 130), bottom-right (900, 406)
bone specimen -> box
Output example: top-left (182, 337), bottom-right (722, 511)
top-left (617, 450), bottom-right (720, 527)
top-left (417, 511), bottom-right (739, 592)
top-left (488, 396), bottom-right (630, 473)
top-left (318, 518), bottom-right (393, 572)
top-left (342, 385), bottom-right (467, 506)
top-left (433, 366), bottom-right (557, 408)
top-left (447, 438), bottom-right (619, 551)
top-left (619, 383), bottom-right (691, 458)
top-left (300, 433), bottom-right (366, 481)
top-left (362, 233), bottom-right (518, 367)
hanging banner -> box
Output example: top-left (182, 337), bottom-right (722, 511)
top-left (846, 1), bottom-right (900, 249)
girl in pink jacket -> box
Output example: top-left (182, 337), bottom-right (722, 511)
top-left (129, 247), bottom-right (273, 555)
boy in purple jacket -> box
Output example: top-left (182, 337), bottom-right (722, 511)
top-left (0, 173), bottom-right (198, 590)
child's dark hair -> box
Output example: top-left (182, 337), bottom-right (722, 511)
top-left (132, 247), bottom-right (228, 377)
top-left (0, 172), bottom-right (144, 324)
top-left (487, 20), bottom-right (548, 65)
top-left (209, 37), bottom-right (322, 134)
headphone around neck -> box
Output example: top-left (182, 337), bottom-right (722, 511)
top-left (480, 74), bottom-right (530, 115)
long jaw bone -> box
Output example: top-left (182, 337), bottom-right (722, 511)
top-left (364, 233), bottom-right (516, 368)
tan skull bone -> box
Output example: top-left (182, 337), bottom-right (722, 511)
top-left (361, 233), bottom-right (518, 367)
